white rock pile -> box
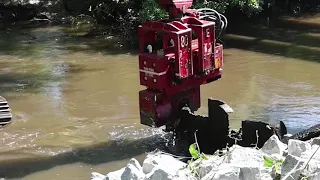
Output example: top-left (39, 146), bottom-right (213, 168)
top-left (91, 135), bottom-right (320, 180)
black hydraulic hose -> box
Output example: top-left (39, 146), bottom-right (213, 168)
top-left (194, 8), bottom-right (228, 39)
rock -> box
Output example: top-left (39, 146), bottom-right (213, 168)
top-left (288, 139), bottom-right (311, 157)
top-left (261, 134), bottom-right (287, 156)
top-left (239, 166), bottom-right (260, 180)
top-left (105, 168), bottom-right (125, 180)
top-left (106, 158), bottom-right (144, 180)
top-left (91, 172), bottom-right (106, 180)
top-left (226, 145), bottom-right (264, 167)
top-left (142, 153), bottom-right (186, 174)
top-left (145, 167), bottom-right (172, 180)
top-left (224, 145), bottom-right (268, 179)
top-left (300, 161), bottom-right (320, 180)
top-left (196, 145), bottom-right (268, 180)
top-left (259, 172), bottom-right (273, 180)
top-left (142, 153), bottom-right (196, 180)
top-left (311, 171), bottom-right (320, 180)
top-left (201, 163), bottom-right (240, 180)
top-left (173, 169), bottom-right (197, 180)
top-left (281, 144), bottom-right (320, 180)
top-left (121, 164), bottom-right (145, 180)
top-left (128, 158), bottom-right (143, 172)
top-left (300, 145), bottom-right (320, 164)
top-left (145, 166), bottom-right (196, 180)
top-left (195, 155), bottom-right (224, 178)
top-left (281, 155), bottom-right (304, 180)
top-left (91, 126), bottom-right (319, 180)
top-left (310, 137), bottom-right (320, 146)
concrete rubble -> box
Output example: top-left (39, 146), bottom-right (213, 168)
top-left (91, 136), bottom-right (320, 180)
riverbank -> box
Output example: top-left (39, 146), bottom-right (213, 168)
top-left (91, 135), bottom-right (320, 180)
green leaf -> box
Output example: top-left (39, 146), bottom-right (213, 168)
top-left (200, 153), bottom-right (209, 160)
top-left (263, 156), bottom-right (274, 167)
top-left (189, 143), bottom-right (199, 159)
top-left (274, 163), bottom-right (280, 173)
top-left (276, 159), bottom-right (283, 163)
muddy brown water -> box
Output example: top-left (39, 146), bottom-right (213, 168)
top-left (0, 14), bottom-right (320, 179)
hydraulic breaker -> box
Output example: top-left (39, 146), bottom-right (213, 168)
top-left (137, 0), bottom-right (232, 152)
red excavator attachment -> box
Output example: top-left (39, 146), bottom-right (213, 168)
top-left (138, 0), bottom-right (230, 133)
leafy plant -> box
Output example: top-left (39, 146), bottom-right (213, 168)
top-left (263, 155), bottom-right (283, 179)
top-left (299, 174), bottom-right (310, 180)
top-left (186, 131), bottom-right (209, 177)
top-left (138, 0), bottom-right (168, 23)
top-left (189, 143), bottom-right (200, 159)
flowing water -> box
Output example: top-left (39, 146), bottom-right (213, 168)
top-left (0, 14), bottom-right (320, 179)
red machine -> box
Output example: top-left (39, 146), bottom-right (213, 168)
top-left (138, 0), bottom-right (228, 131)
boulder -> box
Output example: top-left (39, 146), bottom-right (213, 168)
top-left (145, 167), bottom-right (172, 180)
top-left (173, 169), bottom-right (197, 180)
top-left (128, 158), bottom-right (143, 172)
top-left (105, 168), bottom-right (125, 180)
top-left (281, 142), bottom-right (320, 180)
top-left (300, 161), bottom-right (320, 180)
top-left (226, 145), bottom-right (264, 167)
top-left (195, 155), bottom-right (224, 178)
top-left (90, 128), bottom-right (319, 180)
top-left (239, 166), bottom-right (260, 180)
top-left (144, 162), bottom-right (195, 180)
top-left (281, 155), bottom-right (304, 180)
top-left (145, 166), bottom-right (196, 180)
top-left (259, 172), bottom-right (273, 180)
top-left (142, 153), bottom-right (197, 180)
top-left (288, 139), bottom-right (311, 157)
top-left (201, 163), bottom-right (240, 180)
top-left (120, 164), bottom-right (145, 180)
top-left (106, 158), bottom-right (144, 180)
top-left (196, 145), bottom-right (269, 180)
top-left (91, 172), bottom-right (106, 180)
top-left (300, 144), bottom-right (320, 166)
top-left (142, 153), bottom-right (186, 174)
top-left (310, 137), bottom-right (320, 146)
top-left (311, 171), bottom-right (320, 180)
top-left (261, 135), bottom-right (287, 156)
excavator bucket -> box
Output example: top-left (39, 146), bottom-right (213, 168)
top-left (0, 96), bottom-right (12, 126)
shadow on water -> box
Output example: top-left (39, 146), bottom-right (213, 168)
top-left (271, 17), bottom-right (320, 32)
top-left (0, 25), bottom-right (139, 57)
top-left (0, 61), bottom-right (104, 96)
top-left (224, 13), bottom-right (320, 62)
top-left (223, 34), bottom-right (320, 62)
top-left (227, 25), bottom-right (320, 48)
top-left (62, 36), bottom-right (139, 56)
top-left (0, 132), bottom-right (187, 179)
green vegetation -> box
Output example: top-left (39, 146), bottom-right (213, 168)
top-left (64, 0), bottom-right (264, 38)
top-left (263, 155), bottom-right (283, 179)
